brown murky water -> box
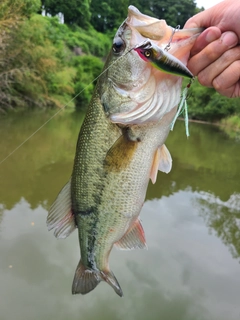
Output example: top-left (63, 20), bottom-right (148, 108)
top-left (0, 110), bottom-right (240, 320)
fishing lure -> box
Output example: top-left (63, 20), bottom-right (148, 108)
top-left (134, 40), bottom-right (194, 136)
top-left (134, 40), bottom-right (193, 79)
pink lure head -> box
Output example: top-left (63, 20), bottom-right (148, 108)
top-left (134, 41), bottom-right (154, 63)
top-left (134, 47), bottom-right (149, 62)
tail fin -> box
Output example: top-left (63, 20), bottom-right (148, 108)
top-left (100, 270), bottom-right (123, 297)
top-left (72, 260), bottom-right (100, 295)
top-left (72, 260), bottom-right (123, 297)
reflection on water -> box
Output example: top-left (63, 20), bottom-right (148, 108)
top-left (197, 192), bottom-right (240, 259)
top-left (0, 111), bottom-right (240, 320)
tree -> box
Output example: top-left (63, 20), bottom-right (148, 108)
top-left (0, 12), bottom-right (77, 111)
top-left (90, 0), bottom-right (129, 33)
top-left (42, 0), bottom-right (91, 28)
top-left (0, 0), bottom-right (41, 111)
top-left (138, 0), bottom-right (198, 28)
top-left (187, 81), bottom-right (240, 122)
top-left (199, 193), bottom-right (240, 261)
top-left (90, 0), bottom-right (201, 33)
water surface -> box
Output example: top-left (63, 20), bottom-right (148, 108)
top-left (0, 111), bottom-right (240, 320)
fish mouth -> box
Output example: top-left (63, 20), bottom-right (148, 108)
top-left (127, 5), bottom-right (202, 63)
top-left (107, 6), bottom-right (202, 126)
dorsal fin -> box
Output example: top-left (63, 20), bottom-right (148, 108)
top-left (47, 178), bottom-right (76, 238)
top-left (115, 219), bottom-right (147, 250)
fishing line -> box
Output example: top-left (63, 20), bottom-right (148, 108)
top-left (0, 48), bottom-right (135, 166)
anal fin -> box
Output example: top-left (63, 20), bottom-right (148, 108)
top-left (115, 219), bottom-right (147, 250)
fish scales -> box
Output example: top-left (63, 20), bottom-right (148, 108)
top-left (47, 5), bottom-right (202, 297)
top-left (72, 93), bottom-right (153, 265)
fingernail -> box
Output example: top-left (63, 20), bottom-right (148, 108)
top-left (203, 27), bottom-right (221, 43)
top-left (221, 31), bottom-right (238, 48)
top-left (205, 30), bottom-right (219, 43)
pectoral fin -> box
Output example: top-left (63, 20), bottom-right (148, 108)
top-left (47, 178), bottom-right (76, 238)
top-left (104, 135), bottom-right (137, 172)
top-left (114, 219), bottom-right (147, 250)
top-left (158, 144), bottom-right (172, 173)
top-left (150, 144), bottom-right (172, 184)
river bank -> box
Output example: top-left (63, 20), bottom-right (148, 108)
top-left (178, 115), bottom-right (240, 141)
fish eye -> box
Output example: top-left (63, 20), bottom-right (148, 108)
top-left (112, 37), bottom-right (125, 54)
top-left (144, 50), bottom-right (152, 58)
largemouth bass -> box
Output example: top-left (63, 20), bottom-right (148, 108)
top-left (47, 6), bottom-right (201, 297)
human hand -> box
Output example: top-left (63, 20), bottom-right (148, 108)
top-left (185, 0), bottom-right (240, 97)
top-left (185, 0), bottom-right (240, 39)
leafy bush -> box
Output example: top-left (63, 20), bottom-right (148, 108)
top-left (71, 55), bottom-right (104, 108)
top-left (0, 14), bottom-right (77, 110)
top-left (0, 0), bottom-right (112, 112)
top-left (64, 26), bottom-right (111, 57)
top-left (1, 0), bottom-right (239, 122)
top-left (221, 115), bottom-right (240, 131)
top-left (187, 80), bottom-right (240, 122)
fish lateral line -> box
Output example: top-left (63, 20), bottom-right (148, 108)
top-left (77, 208), bottom-right (95, 216)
